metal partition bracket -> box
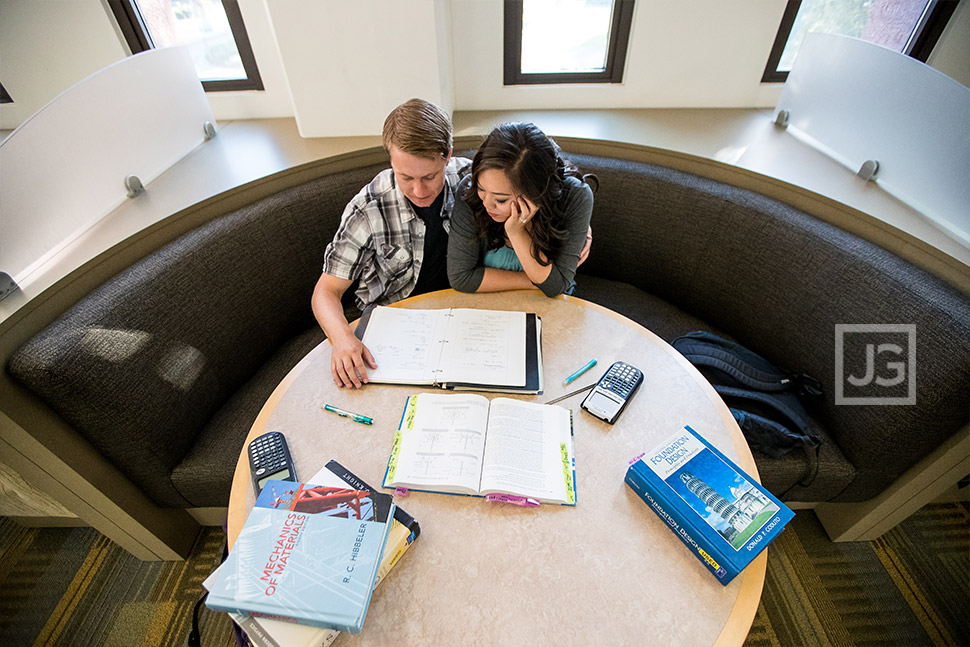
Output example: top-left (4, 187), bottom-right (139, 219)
top-left (857, 160), bottom-right (880, 182)
top-left (0, 272), bottom-right (20, 301)
top-left (124, 174), bottom-right (145, 198)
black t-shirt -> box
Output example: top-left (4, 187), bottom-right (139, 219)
top-left (410, 190), bottom-right (450, 296)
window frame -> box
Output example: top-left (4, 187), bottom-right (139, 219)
top-left (503, 0), bottom-right (635, 85)
top-left (0, 82), bottom-right (12, 105)
top-left (107, 0), bottom-right (264, 92)
top-left (762, 0), bottom-right (959, 83)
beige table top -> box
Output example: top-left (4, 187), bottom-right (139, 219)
top-left (228, 289), bottom-right (766, 647)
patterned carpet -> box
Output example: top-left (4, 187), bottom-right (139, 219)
top-left (1, 502), bottom-right (967, 647)
top-left (746, 503), bottom-right (969, 647)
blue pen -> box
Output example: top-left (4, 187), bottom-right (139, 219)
top-left (323, 404), bottom-right (373, 425)
top-left (563, 359), bottom-right (597, 385)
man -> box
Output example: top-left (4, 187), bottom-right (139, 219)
top-left (312, 98), bottom-right (467, 389)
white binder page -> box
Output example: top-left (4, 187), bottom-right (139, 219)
top-left (361, 307), bottom-right (450, 384)
top-left (438, 309), bottom-right (527, 387)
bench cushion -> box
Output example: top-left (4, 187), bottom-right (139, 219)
top-left (574, 274), bottom-right (857, 500)
top-left (8, 163), bottom-right (385, 507)
top-left (171, 325), bottom-right (326, 507)
top-left (7, 149), bottom-right (968, 512)
top-left (567, 153), bottom-right (970, 502)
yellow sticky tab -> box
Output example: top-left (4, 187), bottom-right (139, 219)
top-left (402, 395), bottom-right (418, 431)
top-left (386, 428), bottom-right (403, 483)
top-left (387, 396), bottom-right (417, 484)
top-left (560, 442), bottom-right (575, 504)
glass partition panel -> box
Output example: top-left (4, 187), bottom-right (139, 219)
top-left (0, 46), bottom-right (215, 285)
top-left (775, 33), bottom-right (969, 245)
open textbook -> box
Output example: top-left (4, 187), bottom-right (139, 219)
top-left (355, 306), bottom-right (543, 394)
top-left (383, 393), bottom-right (576, 506)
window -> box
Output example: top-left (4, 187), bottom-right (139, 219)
top-left (763, 0), bottom-right (959, 83)
top-left (504, 0), bottom-right (635, 85)
top-left (108, 0), bottom-right (263, 91)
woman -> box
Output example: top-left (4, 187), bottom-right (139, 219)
top-left (447, 122), bottom-right (595, 297)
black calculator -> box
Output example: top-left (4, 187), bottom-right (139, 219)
top-left (580, 361), bottom-right (644, 424)
top-left (248, 431), bottom-right (298, 496)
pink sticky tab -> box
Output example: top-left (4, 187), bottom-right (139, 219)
top-left (395, 487), bottom-right (409, 497)
top-left (485, 493), bottom-right (539, 507)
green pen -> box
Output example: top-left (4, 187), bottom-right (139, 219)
top-left (323, 404), bottom-right (373, 425)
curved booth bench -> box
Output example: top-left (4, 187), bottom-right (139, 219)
top-left (2, 138), bottom-right (968, 559)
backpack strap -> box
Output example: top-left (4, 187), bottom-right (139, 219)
top-left (672, 331), bottom-right (824, 491)
top-left (673, 331), bottom-right (824, 398)
top-left (672, 332), bottom-right (794, 392)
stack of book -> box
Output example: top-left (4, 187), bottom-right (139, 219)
top-left (205, 460), bottom-right (420, 647)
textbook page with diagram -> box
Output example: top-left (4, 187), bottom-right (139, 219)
top-left (355, 306), bottom-right (543, 394)
top-left (383, 393), bottom-right (576, 506)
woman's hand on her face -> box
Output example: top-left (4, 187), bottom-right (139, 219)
top-left (505, 196), bottom-right (537, 238)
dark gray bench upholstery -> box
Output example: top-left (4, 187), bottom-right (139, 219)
top-left (8, 150), bottom-right (969, 515)
top-left (567, 154), bottom-right (970, 503)
top-left (8, 162), bottom-right (385, 507)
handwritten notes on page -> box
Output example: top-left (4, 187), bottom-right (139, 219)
top-left (359, 307), bottom-right (528, 389)
top-left (362, 307), bottom-right (451, 384)
top-left (439, 309), bottom-right (526, 388)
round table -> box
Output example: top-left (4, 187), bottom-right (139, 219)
top-left (228, 289), bottom-right (766, 646)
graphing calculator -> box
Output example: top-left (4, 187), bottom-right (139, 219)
top-left (580, 361), bottom-right (644, 424)
top-left (248, 431), bottom-right (298, 496)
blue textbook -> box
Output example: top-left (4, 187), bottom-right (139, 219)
top-left (206, 479), bottom-right (395, 633)
top-left (625, 425), bottom-right (794, 585)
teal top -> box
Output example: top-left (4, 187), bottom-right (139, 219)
top-left (483, 246), bottom-right (524, 271)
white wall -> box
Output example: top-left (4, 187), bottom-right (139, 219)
top-left (264, 0), bottom-right (453, 137)
top-left (0, 0), bottom-right (294, 131)
top-left (0, 0), bottom-right (127, 129)
top-left (450, 0), bottom-right (789, 110)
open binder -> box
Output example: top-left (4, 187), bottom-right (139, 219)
top-left (354, 306), bottom-right (543, 394)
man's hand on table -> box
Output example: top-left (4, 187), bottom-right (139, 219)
top-left (330, 330), bottom-right (377, 389)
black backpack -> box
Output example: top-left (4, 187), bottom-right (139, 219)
top-left (671, 331), bottom-right (823, 492)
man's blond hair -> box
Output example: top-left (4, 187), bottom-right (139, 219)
top-left (382, 99), bottom-right (452, 160)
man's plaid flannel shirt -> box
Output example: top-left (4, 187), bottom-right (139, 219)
top-left (322, 157), bottom-right (470, 310)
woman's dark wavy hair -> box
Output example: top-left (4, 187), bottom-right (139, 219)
top-left (461, 122), bottom-right (593, 265)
